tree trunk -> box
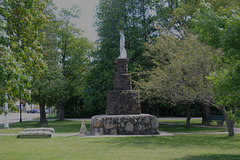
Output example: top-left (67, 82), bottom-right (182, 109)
top-left (222, 107), bottom-right (235, 136)
top-left (58, 102), bottom-right (64, 120)
top-left (226, 119), bottom-right (235, 136)
top-left (185, 104), bottom-right (191, 128)
top-left (152, 104), bottom-right (156, 116)
top-left (146, 102), bottom-right (149, 114)
top-left (156, 104), bottom-right (159, 117)
top-left (39, 102), bottom-right (48, 125)
top-left (201, 105), bottom-right (210, 125)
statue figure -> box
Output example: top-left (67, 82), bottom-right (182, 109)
top-left (119, 30), bottom-right (127, 58)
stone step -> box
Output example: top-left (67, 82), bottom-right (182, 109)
top-left (24, 128), bottom-right (55, 133)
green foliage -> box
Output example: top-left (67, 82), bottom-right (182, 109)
top-left (153, 0), bottom-right (240, 36)
top-left (84, 0), bottom-right (155, 115)
top-left (137, 30), bottom-right (219, 106)
top-left (57, 6), bottom-right (93, 95)
top-left (193, 2), bottom-right (240, 108)
top-left (31, 1), bottom-right (63, 105)
top-left (0, 0), bottom-right (50, 113)
top-left (56, 7), bottom-right (94, 119)
top-left (192, 2), bottom-right (240, 136)
top-left (31, 5), bottom-right (94, 120)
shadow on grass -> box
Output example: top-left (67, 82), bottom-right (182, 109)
top-left (174, 154), bottom-right (240, 160)
top-left (91, 134), bottom-right (240, 150)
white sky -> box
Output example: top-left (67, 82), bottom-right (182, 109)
top-left (53, 0), bottom-right (99, 42)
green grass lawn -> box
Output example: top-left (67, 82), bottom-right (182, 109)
top-left (159, 118), bottom-right (203, 125)
top-left (159, 124), bottom-right (227, 133)
top-left (0, 134), bottom-right (240, 160)
top-left (0, 119), bottom-right (229, 134)
top-left (0, 120), bottom-right (239, 159)
top-left (159, 118), bottom-right (240, 128)
top-left (0, 120), bottom-right (89, 134)
top-left (158, 117), bottom-right (227, 133)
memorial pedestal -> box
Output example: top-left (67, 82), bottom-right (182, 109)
top-left (90, 58), bottom-right (159, 135)
top-left (90, 114), bottom-right (159, 135)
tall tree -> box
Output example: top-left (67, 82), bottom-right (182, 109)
top-left (0, 0), bottom-right (49, 113)
top-left (31, 4), bottom-right (94, 122)
top-left (153, 0), bottom-right (240, 35)
top-left (31, 1), bottom-right (64, 125)
top-left (192, 1), bottom-right (240, 136)
top-left (137, 29), bottom-right (221, 128)
top-left (56, 7), bottom-right (94, 120)
top-left (84, 0), bottom-right (155, 116)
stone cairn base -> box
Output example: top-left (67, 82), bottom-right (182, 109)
top-left (90, 114), bottom-right (159, 135)
top-left (90, 58), bottom-right (160, 136)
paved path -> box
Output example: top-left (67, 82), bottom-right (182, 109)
top-left (0, 113), bottom-right (40, 126)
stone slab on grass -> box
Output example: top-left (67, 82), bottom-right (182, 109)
top-left (17, 128), bottom-right (55, 138)
top-left (24, 128), bottom-right (55, 133)
top-left (17, 131), bottom-right (53, 138)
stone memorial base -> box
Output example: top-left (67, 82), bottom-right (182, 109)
top-left (90, 114), bottom-right (159, 135)
top-left (106, 90), bottom-right (141, 115)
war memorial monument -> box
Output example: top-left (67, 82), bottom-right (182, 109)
top-left (90, 31), bottom-right (159, 135)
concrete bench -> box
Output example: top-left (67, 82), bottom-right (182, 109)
top-left (17, 128), bottom-right (55, 138)
top-left (24, 128), bottom-right (55, 133)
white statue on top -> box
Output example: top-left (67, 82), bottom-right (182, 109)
top-left (119, 30), bottom-right (127, 58)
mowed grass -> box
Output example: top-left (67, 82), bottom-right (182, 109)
top-left (0, 120), bottom-right (90, 134)
top-left (0, 119), bottom-right (229, 134)
top-left (159, 118), bottom-right (203, 125)
top-left (0, 119), bottom-right (239, 160)
top-left (0, 134), bottom-right (240, 160)
top-left (1, 117), bottom-right (235, 134)
top-left (159, 124), bottom-right (227, 133)
top-left (159, 118), bottom-right (240, 128)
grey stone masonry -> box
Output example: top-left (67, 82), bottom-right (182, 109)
top-left (116, 58), bottom-right (129, 74)
top-left (90, 57), bottom-right (160, 135)
top-left (24, 128), bottom-right (55, 133)
top-left (106, 90), bottom-right (140, 115)
top-left (90, 114), bottom-right (159, 135)
top-left (114, 58), bottom-right (132, 90)
top-left (114, 74), bottom-right (132, 90)
top-left (17, 128), bottom-right (54, 138)
top-left (106, 58), bottom-right (141, 115)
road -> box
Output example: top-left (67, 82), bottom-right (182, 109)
top-left (0, 113), bottom-right (40, 126)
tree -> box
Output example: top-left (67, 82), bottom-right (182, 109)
top-left (31, 2), bottom-right (65, 125)
top-left (30, 4), bottom-right (94, 122)
top-left (56, 7), bottom-right (94, 120)
top-left (136, 28), bottom-right (221, 128)
top-left (32, 52), bottom-right (64, 124)
top-left (153, 0), bottom-right (240, 36)
top-left (0, 0), bottom-right (49, 113)
top-left (192, 1), bottom-right (240, 136)
top-left (84, 0), bottom-right (155, 116)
